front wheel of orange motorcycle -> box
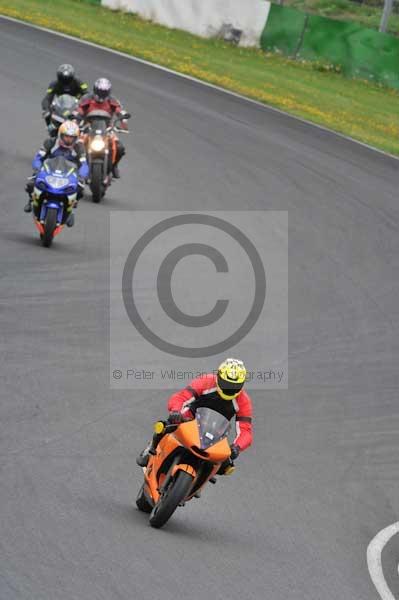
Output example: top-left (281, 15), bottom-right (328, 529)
top-left (149, 470), bottom-right (194, 529)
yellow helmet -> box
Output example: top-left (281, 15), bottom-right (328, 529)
top-left (217, 358), bottom-right (247, 400)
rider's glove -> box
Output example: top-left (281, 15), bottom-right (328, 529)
top-left (230, 444), bottom-right (240, 461)
top-left (118, 111), bottom-right (130, 130)
top-left (168, 411), bottom-right (183, 424)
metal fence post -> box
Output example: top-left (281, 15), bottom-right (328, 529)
top-left (380, 0), bottom-right (394, 32)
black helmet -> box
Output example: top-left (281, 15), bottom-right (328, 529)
top-left (57, 64), bottom-right (75, 85)
top-left (93, 78), bottom-right (112, 103)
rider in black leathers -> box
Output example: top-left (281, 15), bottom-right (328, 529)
top-left (41, 64), bottom-right (88, 126)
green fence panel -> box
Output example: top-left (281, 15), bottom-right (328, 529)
top-left (298, 14), bottom-right (399, 88)
top-left (261, 4), bottom-right (307, 56)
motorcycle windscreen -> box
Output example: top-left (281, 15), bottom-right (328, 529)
top-left (44, 156), bottom-right (76, 175)
top-left (52, 94), bottom-right (78, 115)
top-left (195, 407), bottom-right (230, 450)
top-left (87, 118), bottom-right (109, 135)
top-left (86, 111), bottom-right (112, 132)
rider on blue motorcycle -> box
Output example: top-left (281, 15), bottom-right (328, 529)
top-left (24, 122), bottom-right (89, 227)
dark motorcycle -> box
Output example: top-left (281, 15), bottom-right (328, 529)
top-left (47, 94), bottom-right (79, 137)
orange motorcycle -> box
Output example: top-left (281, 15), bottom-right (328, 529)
top-left (80, 111), bottom-right (130, 203)
top-left (136, 407), bottom-right (235, 528)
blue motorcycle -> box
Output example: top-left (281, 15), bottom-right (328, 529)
top-left (31, 156), bottom-right (78, 247)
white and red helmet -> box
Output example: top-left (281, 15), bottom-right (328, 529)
top-left (93, 78), bottom-right (112, 103)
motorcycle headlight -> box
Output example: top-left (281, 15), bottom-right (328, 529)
top-left (90, 136), bottom-right (105, 152)
top-left (45, 176), bottom-right (69, 189)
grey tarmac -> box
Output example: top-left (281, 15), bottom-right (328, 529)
top-left (1, 17), bottom-right (399, 600)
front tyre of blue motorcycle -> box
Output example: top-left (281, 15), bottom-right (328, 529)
top-left (42, 207), bottom-right (57, 247)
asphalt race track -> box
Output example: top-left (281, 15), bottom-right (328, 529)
top-left (1, 17), bottom-right (399, 600)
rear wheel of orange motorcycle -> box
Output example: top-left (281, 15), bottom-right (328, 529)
top-left (149, 470), bottom-right (194, 529)
top-left (136, 484), bottom-right (152, 513)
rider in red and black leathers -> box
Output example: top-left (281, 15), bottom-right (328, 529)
top-left (168, 373), bottom-right (253, 453)
top-left (136, 359), bottom-right (253, 473)
top-left (77, 78), bottom-right (128, 178)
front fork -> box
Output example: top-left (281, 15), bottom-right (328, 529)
top-left (88, 149), bottom-right (111, 183)
top-left (34, 194), bottom-right (73, 225)
top-left (38, 201), bottom-right (63, 224)
top-left (159, 458), bottom-right (197, 496)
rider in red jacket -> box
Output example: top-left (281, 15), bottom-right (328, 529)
top-left (136, 358), bottom-right (253, 473)
top-left (77, 78), bottom-right (129, 178)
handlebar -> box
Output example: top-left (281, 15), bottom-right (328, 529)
top-left (153, 420), bottom-right (179, 434)
top-left (80, 123), bottom-right (130, 135)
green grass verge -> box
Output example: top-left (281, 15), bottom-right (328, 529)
top-left (284, 0), bottom-right (399, 37)
top-left (1, 0), bottom-right (399, 155)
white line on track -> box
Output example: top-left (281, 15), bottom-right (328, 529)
top-left (367, 522), bottom-right (399, 600)
top-left (1, 14), bottom-right (398, 162)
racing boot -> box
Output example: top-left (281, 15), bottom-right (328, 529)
top-left (112, 163), bottom-right (121, 179)
top-left (136, 432), bottom-right (162, 467)
top-left (66, 197), bottom-right (79, 228)
top-left (217, 459), bottom-right (235, 476)
top-left (24, 179), bottom-right (34, 212)
top-left (136, 444), bottom-right (153, 467)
